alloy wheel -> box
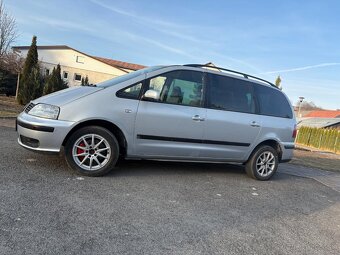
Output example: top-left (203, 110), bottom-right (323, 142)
top-left (72, 134), bottom-right (111, 171)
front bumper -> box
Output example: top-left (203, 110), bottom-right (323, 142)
top-left (16, 112), bottom-right (75, 153)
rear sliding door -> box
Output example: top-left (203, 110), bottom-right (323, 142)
top-left (202, 73), bottom-right (262, 161)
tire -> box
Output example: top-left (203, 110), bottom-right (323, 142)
top-left (64, 126), bottom-right (119, 177)
top-left (245, 145), bottom-right (278, 181)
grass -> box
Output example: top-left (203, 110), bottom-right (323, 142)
top-left (0, 95), bottom-right (23, 117)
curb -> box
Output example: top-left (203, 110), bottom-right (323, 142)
top-left (0, 116), bottom-right (17, 119)
top-left (294, 144), bottom-right (336, 154)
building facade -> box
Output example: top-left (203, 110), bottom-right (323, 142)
top-left (12, 45), bottom-right (145, 87)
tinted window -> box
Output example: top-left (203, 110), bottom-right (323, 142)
top-left (148, 70), bottom-right (203, 107)
top-left (207, 73), bottom-right (256, 113)
top-left (255, 84), bottom-right (292, 118)
top-left (116, 82), bottom-right (142, 99)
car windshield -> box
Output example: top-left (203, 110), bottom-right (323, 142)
top-left (96, 66), bottom-right (165, 88)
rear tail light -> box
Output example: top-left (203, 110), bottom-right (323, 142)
top-left (292, 124), bottom-right (297, 139)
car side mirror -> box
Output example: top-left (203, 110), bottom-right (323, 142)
top-left (142, 89), bottom-right (160, 101)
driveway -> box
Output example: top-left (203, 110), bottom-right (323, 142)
top-left (0, 126), bottom-right (339, 255)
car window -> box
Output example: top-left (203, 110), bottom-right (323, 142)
top-left (255, 84), bottom-right (293, 118)
top-left (207, 73), bottom-right (256, 114)
top-left (116, 82), bottom-right (143, 99)
top-left (148, 70), bottom-right (204, 107)
top-left (97, 66), bottom-right (164, 88)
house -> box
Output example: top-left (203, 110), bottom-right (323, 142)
top-left (304, 110), bottom-right (340, 118)
top-left (12, 45), bottom-right (145, 87)
top-left (297, 118), bottom-right (340, 130)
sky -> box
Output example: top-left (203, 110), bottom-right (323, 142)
top-left (5, 0), bottom-right (340, 109)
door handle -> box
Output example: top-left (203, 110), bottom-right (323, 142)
top-left (250, 121), bottom-right (260, 127)
top-left (192, 115), bottom-right (205, 121)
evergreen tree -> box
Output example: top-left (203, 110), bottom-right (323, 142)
top-left (17, 36), bottom-right (42, 104)
top-left (43, 64), bottom-right (67, 95)
top-left (84, 75), bottom-right (89, 85)
top-left (275, 75), bottom-right (282, 90)
top-left (81, 75), bottom-right (89, 86)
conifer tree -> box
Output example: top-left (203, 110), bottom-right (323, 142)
top-left (17, 36), bottom-right (42, 104)
top-left (43, 64), bottom-right (67, 95)
top-left (275, 75), bottom-right (282, 90)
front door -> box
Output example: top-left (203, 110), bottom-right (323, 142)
top-left (134, 70), bottom-right (206, 158)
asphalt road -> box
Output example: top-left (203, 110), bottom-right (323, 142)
top-left (1, 126), bottom-right (339, 255)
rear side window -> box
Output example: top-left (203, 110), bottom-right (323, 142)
top-left (255, 84), bottom-right (292, 118)
top-left (207, 73), bottom-right (256, 114)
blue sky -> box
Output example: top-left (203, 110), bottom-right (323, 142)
top-left (6, 0), bottom-right (340, 109)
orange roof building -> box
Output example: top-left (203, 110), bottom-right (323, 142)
top-left (304, 110), bottom-right (340, 118)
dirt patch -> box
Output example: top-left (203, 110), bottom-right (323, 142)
top-left (291, 149), bottom-right (340, 172)
top-left (0, 96), bottom-right (24, 117)
top-left (0, 118), bottom-right (16, 128)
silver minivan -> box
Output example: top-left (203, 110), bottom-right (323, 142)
top-left (16, 64), bottom-right (296, 180)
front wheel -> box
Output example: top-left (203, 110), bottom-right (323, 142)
top-left (245, 145), bottom-right (278, 181)
top-left (64, 126), bottom-right (119, 176)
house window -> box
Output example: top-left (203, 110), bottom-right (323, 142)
top-left (63, 71), bottom-right (68, 80)
top-left (74, 73), bottom-right (82, 81)
top-left (45, 69), bottom-right (50, 75)
top-left (76, 56), bottom-right (85, 64)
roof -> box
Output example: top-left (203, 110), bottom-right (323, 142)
top-left (304, 110), bottom-right (340, 118)
top-left (12, 45), bottom-right (145, 71)
top-left (297, 118), bottom-right (340, 129)
top-left (92, 56), bottom-right (145, 71)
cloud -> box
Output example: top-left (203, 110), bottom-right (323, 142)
top-left (29, 16), bottom-right (96, 33)
top-left (263, 63), bottom-right (340, 74)
top-left (88, 0), bottom-right (206, 43)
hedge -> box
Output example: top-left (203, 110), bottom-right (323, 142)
top-left (296, 126), bottom-right (340, 153)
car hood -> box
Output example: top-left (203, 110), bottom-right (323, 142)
top-left (32, 86), bottom-right (104, 107)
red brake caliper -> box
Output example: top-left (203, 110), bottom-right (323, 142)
top-left (77, 141), bottom-right (85, 161)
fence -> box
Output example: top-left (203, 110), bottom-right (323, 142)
top-left (295, 126), bottom-right (340, 153)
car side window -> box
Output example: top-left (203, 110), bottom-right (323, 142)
top-left (207, 73), bottom-right (256, 114)
top-left (255, 84), bottom-right (293, 118)
top-left (116, 82), bottom-right (143, 100)
top-left (148, 70), bottom-right (204, 107)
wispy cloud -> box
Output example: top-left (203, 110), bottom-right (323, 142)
top-left (263, 63), bottom-right (340, 74)
top-left (28, 14), bottom-right (200, 61)
top-left (89, 0), bottom-right (206, 43)
top-left (29, 16), bottom-right (96, 33)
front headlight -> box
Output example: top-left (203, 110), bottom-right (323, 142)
top-left (27, 104), bottom-right (60, 120)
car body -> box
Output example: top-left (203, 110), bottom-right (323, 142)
top-left (16, 65), bottom-right (296, 180)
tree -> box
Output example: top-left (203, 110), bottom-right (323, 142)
top-left (81, 75), bottom-right (89, 86)
top-left (297, 100), bottom-right (323, 111)
top-left (0, 0), bottom-right (19, 96)
top-left (43, 64), bottom-right (67, 95)
top-left (275, 75), bottom-right (282, 90)
top-left (17, 36), bottom-right (42, 105)
top-left (0, 0), bottom-right (17, 60)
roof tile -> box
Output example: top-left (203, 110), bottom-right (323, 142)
top-left (304, 110), bottom-right (340, 118)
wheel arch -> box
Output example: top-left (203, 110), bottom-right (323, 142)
top-left (247, 139), bottom-right (283, 162)
top-left (62, 119), bottom-right (128, 156)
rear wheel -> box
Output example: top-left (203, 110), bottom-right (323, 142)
top-left (65, 126), bottom-right (119, 176)
top-left (246, 145), bottom-right (278, 181)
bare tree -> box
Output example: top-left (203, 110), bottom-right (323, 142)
top-left (0, 0), bottom-right (17, 59)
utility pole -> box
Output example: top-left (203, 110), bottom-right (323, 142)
top-left (298, 96), bottom-right (305, 118)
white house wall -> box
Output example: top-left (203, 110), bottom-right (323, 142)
top-left (17, 48), bottom-right (130, 86)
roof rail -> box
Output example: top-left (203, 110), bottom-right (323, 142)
top-left (184, 64), bottom-right (277, 88)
